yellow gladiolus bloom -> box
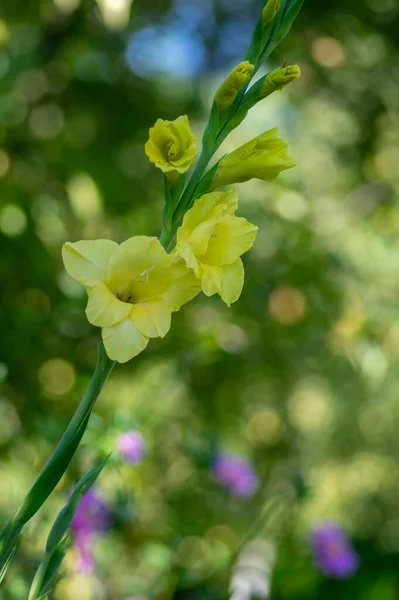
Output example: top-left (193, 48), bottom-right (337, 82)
top-left (144, 115), bottom-right (196, 178)
top-left (212, 128), bottom-right (295, 188)
top-left (62, 236), bottom-right (200, 363)
top-left (215, 61), bottom-right (255, 111)
top-left (176, 191), bottom-right (258, 306)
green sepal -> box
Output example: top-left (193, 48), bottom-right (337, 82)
top-left (273, 0), bottom-right (305, 46)
top-left (27, 455), bottom-right (109, 600)
top-left (162, 172), bottom-right (186, 234)
top-left (258, 0), bottom-right (304, 64)
top-left (191, 159), bottom-right (224, 201)
top-left (202, 103), bottom-right (221, 155)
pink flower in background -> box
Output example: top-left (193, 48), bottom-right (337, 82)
top-left (311, 522), bottom-right (359, 578)
top-left (212, 453), bottom-right (259, 498)
top-left (71, 489), bottom-right (111, 573)
top-left (117, 430), bottom-right (146, 464)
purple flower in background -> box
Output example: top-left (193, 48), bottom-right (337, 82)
top-left (71, 489), bottom-right (111, 573)
top-left (117, 430), bottom-right (146, 464)
top-left (311, 522), bottom-right (359, 578)
top-left (212, 453), bottom-right (259, 498)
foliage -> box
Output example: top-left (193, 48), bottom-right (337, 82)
top-left (0, 0), bottom-right (399, 598)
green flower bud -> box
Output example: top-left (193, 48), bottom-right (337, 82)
top-left (215, 61), bottom-right (255, 111)
top-left (261, 64), bottom-right (300, 97)
top-left (262, 0), bottom-right (280, 26)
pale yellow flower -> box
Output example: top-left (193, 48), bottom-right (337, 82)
top-left (215, 61), bottom-right (255, 110)
top-left (176, 191), bottom-right (258, 306)
top-left (144, 115), bottom-right (196, 178)
top-left (212, 128), bottom-right (295, 188)
top-left (62, 237), bottom-right (200, 363)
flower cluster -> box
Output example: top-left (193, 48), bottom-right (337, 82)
top-left (63, 53), bottom-right (300, 363)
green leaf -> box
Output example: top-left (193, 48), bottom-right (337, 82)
top-left (0, 342), bottom-right (115, 571)
top-left (0, 543), bottom-right (16, 584)
top-left (28, 455), bottom-right (110, 600)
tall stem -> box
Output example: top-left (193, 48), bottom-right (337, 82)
top-left (0, 342), bottom-right (115, 569)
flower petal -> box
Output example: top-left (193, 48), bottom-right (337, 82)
top-left (201, 264), bottom-right (223, 297)
top-left (176, 229), bottom-right (202, 276)
top-left (86, 282), bottom-right (132, 327)
top-left (201, 216), bottom-right (258, 266)
top-left (102, 317), bottom-right (149, 363)
top-left (62, 240), bottom-right (118, 286)
top-left (106, 236), bottom-right (172, 295)
top-left (182, 191), bottom-right (238, 235)
top-left (161, 259), bottom-right (201, 309)
top-left (220, 258), bottom-right (244, 306)
top-left (131, 298), bottom-right (172, 338)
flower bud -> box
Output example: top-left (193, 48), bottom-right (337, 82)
top-left (261, 64), bottom-right (301, 97)
top-left (145, 115), bottom-right (196, 180)
top-left (212, 128), bottom-right (295, 188)
top-left (215, 61), bottom-right (255, 111)
top-left (262, 0), bottom-right (280, 26)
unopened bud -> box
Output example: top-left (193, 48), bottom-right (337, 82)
top-left (215, 61), bottom-right (255, 111)
top-left (262, 0), bottom-right (280, 26)
top-left (261, 64), bottom-right (300, 97)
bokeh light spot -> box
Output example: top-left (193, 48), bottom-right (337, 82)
top-left (39, 359), bottom-right (76, 397)
top-left (16, 69), bottom-right (48, 103)
top-left (29, 104), bottom-right (64, 139)
top-left (67, 173), bottom-right (102, 221)
top-left (246, 409), bottom-right (284, 447)
top-left (268, 286), bottom-right (307, 325)
top-left (174, 536), bottom-right (210, 570)
top-left (0, 204), bottom-right (27, 236)
top-left (0, 149), bottom-right (10, 177)
top-left (312, 37), bottom-right (346, 68)
top-left (53, 0), bottom-right (81, 13)
top-left (288, 384), bottom-right (332, 433)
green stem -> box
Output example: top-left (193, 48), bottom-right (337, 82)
top-left (0, 342), bottom-right (115, 570)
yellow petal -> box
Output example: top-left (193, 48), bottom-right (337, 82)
top-left (131, 298), bottom-right (171, 338)
top-left (106, 236), bottom-right (172, 295)
top-left (201, 264), bottom-right (222, 297)
top-left (175, 230), bottom-right (201, 277)
top-left (161, 259), bottom-right (201, 309)
top-left (182, 190), bottom-right (238, 234)
top-left (201, 216), bottom-right (258, 266)
top-left (62, 240), bottom-right (118, 286)
top-left (102, 317), bottom-right (149, 363)
top-left (220, 258), bottom-right (244, 306)
top-left (86, 282), bottom-right (132, 327)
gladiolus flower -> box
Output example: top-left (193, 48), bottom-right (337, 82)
top-left (311, 522), bottom-right (359, 579)
top-left (176, 190), bottom-right (257, 306)
top-left (212, 128), bottom-right (295, 188)
top-left (62, 236), bottom-right (200, 363)
top-left (215, 61), bottom-right (255, 111)
top-left (213, 128), bottom-right (294, 188)
top-left (71, 489), bottom-right (111, 573)
top-left (212, 453), bottom-right (259, 498)
top-left (145, 115), bottom-right (196, 179)
top-left (117, 431), bottom-right (145, 464)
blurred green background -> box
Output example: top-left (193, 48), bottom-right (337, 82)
top-left (1, 0), bottom-right (399, 598)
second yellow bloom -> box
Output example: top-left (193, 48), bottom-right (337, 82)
top-left (176, 191), bottom-right (258, 306)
